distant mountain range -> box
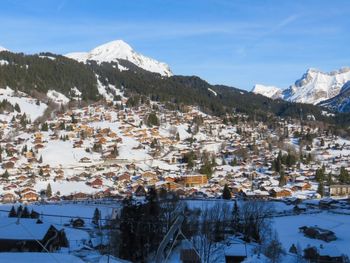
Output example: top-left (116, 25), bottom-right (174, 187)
top-left (252, 67), bottom-right (350, 112)
top-left (0, 39), bottom-right (348, 126)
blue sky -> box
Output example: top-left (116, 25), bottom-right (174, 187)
top-left (0, 0), bottom-right (349, 90)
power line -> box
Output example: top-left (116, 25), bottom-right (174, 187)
top-left (18, 221), bottom-right (61, 263)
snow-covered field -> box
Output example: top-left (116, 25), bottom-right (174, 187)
top-left (39, 140), bottom-right (98, 167)
top-left (0, 202), bottom-right (115, 220)
top-left (273, 211), bottom-right (350, 257)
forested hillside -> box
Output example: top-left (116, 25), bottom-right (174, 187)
top-left (0, 51), bottom-right (98, 100)
top-left (0, 50), bottom-right (347, 128)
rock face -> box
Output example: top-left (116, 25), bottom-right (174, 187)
top-left (252, 84), bottom-right (283, 99)
top-left (283, 68), bottom-right (350, 105)
top-left (65, 40), bottom-right (172, 77)
top-left (319, 81), bottom-right (350, 112)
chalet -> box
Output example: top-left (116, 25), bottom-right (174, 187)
top-left (292, 182), bottom-right (312, 191)
top-left (71, 218), bottom-right (85, 228)
top-left (0, 218), bottom-right (68, 252)
top-left (2, 161), bottom-right (14, 169)
top-left (304, 246), bottom-right (347, 263)
top-left (269, 188), bottom-right (292, 198)
top-left (48, 196), bottom-right (61, 202)
top-left (117, 173), bottom-right (131, 181)
top-left (89, 178), bottom-right (103, 188)
top-left (329, 185), bottom-right (350, 197)
top-left (20, 190), bottom-right (39, 202)
top-left (2, 193), bottom-right (16, 203)
top-left (179, 174), bottom-right (208, 187)
top-left (224, 243), bottom-right (247, 263)
top-left (34, 144), bottom-right (44, 149)
top-left (80, 157), bottom-right (92, 163)
top-left (71, 192), bottom-right (90, 200)
top-left (299, 226), bottom-right (337, 242)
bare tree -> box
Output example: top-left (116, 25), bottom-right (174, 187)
top-left (191, 202), bottom-right (231, 263)
top-left (240, 200), bottom-right (274, 243)
top-left (263, 231), bottom-right (285, 263)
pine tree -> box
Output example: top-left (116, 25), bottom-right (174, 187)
top-left (22, 206), bottom-right (30, 218)
top-left (306, 153), bottom-right (312, 164)
top-left (16, 205), bottom-right (23, 217)
top-left (339, 166), bottom-right (350, 184)
top-left (315, 167), bottom-right (325, 182)
top-left (232, 200), bottom-right (240, 234)
top-left (222, 184), bottom-right (232, 199)
top-left (41, 122), bottom-right (49, 131)
top-left (320, 138), bottom-right (325, 147)
top-left (14, 103), bottom-right (21, 112)
top-left (92, 208), bottom-right (100, 225)
top-left (146, 112), bottom-right (159, 127)
top-left (46, 183), bottom-right (52, 198)
top-left (278, 174), bottom-right (287, 186)
top-left (30, 209), bottom-right (39, 219)
top-left (327, 173), bottom-right (333, 186)
top-left (317, 182), bottom-right (324, 197)
top-left (231, 157), bottom-right (238, 166)
top-left (146, 187), bottom-right (159, 216)
top-left (8, 206), bottom-right (17, 217)
top-left (2, 170), bottom-right (9, 179)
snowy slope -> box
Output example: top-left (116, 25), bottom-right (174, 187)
top-left (0, 87), bottom-right (47, 121)
top-left (47, 90), bottom-right (70, 104)
top-left (0, 46), bottom-right (8, 52)
top-left (283, 67), bottom-right (350, 105)
top-left (66, 40), bottom-right (172, 77)
top-left (252, 84), bottom-right (282, 99)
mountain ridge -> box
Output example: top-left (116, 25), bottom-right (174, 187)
top-left (253, 67), bottom-right (350, 111)
top-left (65, 40), bottom-right (172, 77)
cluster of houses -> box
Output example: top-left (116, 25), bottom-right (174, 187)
top-left (0, 96), bottom-right (350, 204)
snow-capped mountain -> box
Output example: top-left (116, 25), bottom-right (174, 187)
top-left (319, 81), bottom-right (350, 112)
top-left (283, 67), bottom-right (350, 105)
top-left (66, 40), bottom-right (172, 77)
top-left (252, 84), bottom-right (282, 99)
top-left (253, 67), bottom-right (350, 109)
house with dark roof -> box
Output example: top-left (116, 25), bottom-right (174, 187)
top-left (0, 218), bottom-right (68, 252)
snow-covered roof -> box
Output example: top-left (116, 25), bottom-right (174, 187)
top-left (0, 253), bottom-right (84, 263)
top-left (0, 218), bottom-right (56, 240)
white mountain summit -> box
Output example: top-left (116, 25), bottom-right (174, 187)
top-left (252, 84), bottom-right (282, 99)
top-left (283, 67), bottom-right (350, 105)
top-left (253, 67), bottom-right (350, 106)
top-left (65, 40), bottom-right (172, 77)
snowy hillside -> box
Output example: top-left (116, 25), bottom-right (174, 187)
top-left (252, 84), bottom-right (282, 99)
top-left (66, 40), bottom-right (173, 77)
top-left (0, 46), bottom-right (8, 52)
top-left (283, 67), bottom-right (350, 105)
top-left (0, 87), bottom-right (47, 122)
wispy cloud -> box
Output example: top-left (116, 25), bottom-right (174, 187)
top-left (234, 14), bottom-right (300, 57)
